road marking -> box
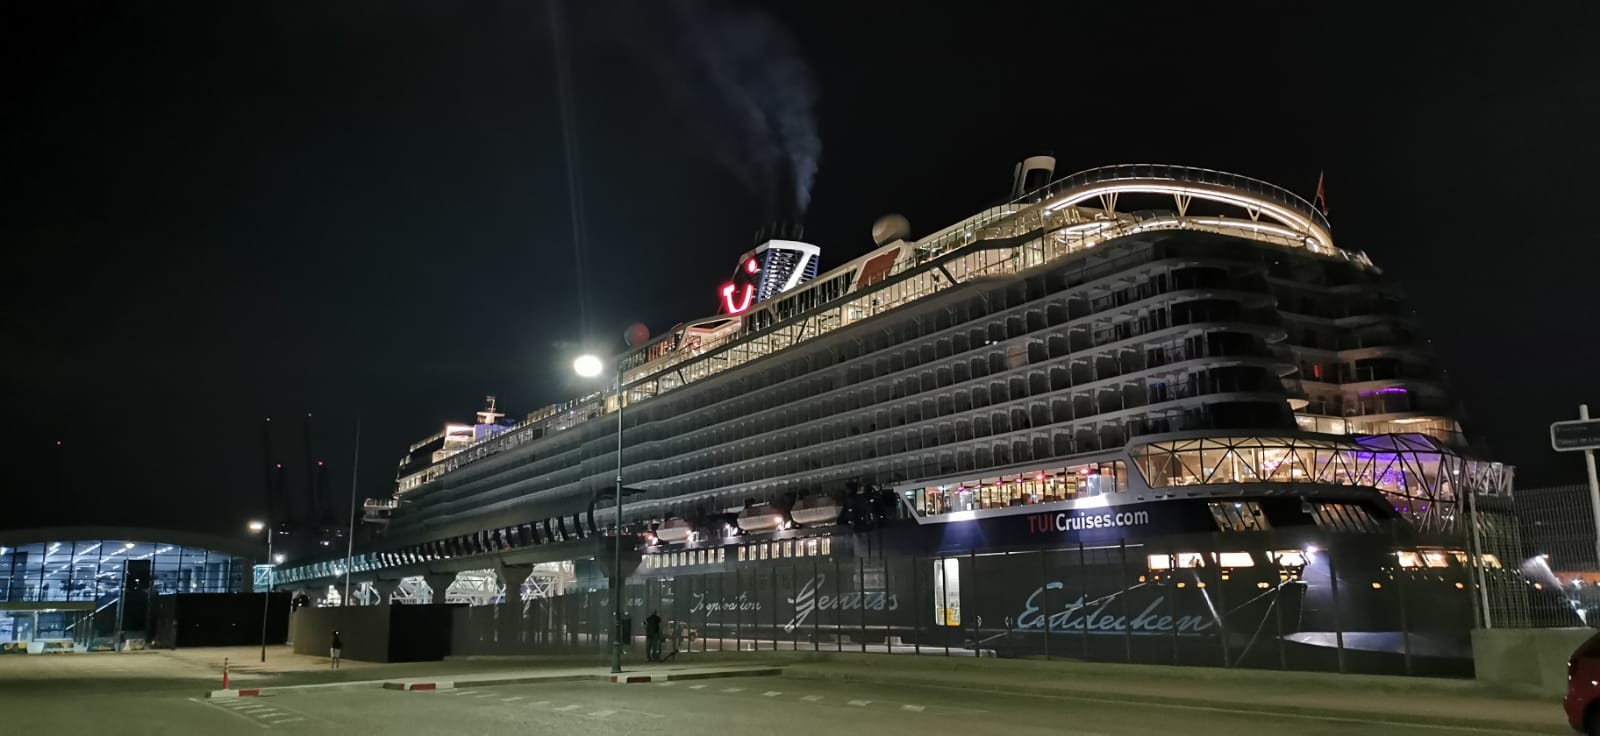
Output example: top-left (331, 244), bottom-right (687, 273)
top-left (688, 684), bottom-right (707, 690)
top-left (271, 717), bottom-right (304, 724)
top-left (763, 691), bottom-right (783, 697)
top-left (589, 710), bottom-right (616, 717)
top-left (801, 695), bottom-right (823, 702)
top-left (502, 696), bottom-right (524, 702)
top-left (847, 699), bottom-right (872, 707)
top-left (474, 692), bottom-right (497, 698)
top-left (902, 704), bottom-right (926, 712)
top-left (554, 704), bottom-right (582, 712)
top-left (187, 698), bottom-right (268, 729)
top-left (721, 687), bottom-right (744, 693)
top-left (530, 700), bottom-right (550, 706)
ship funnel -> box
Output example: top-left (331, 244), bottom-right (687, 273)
top-left (1011, 155), bottom-right (1056, 198)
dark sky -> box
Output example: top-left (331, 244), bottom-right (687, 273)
top-left (4, 1), bottom-right (1598, 537)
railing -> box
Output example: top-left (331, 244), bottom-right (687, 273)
top-left (386, 172), bottom-right (1368, 500)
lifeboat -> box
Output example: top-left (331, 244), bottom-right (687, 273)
top-left (736, 506), bottom-right (786, 533)
top-left (654, 518), bottom-right (694, 543)
top-left (790, 495), bottom-right (842, 527)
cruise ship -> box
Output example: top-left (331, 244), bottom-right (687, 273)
top-left (279, 161), bottom-right (1529, 674)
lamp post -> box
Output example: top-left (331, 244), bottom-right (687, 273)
top-left (574, 353), bottom-right (624, 674)
top-left (248, 520), bottom-right (273, 663)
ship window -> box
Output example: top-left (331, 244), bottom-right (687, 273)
top-left (1419, 548), bottom-right (1450, 568)
top-left (1312, 503), bottom-right (1379, 532)
top-left (933, 557), bottom-right (961, 626)
top-left (1395, 550), bottom-right (1422, 568)
top-left (1208, 501), bottom-right (1270, 532)
top-left (1216, 552), bottom-right (1254, 567)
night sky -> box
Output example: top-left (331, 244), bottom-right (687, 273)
top-left (5, 2), bottom-right (1598, 537)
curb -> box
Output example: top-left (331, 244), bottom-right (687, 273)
top-left (203, 666), bottom-right (783, 698)
top-left (781, 669), bottom-right (1564, 734)
top-left (608, 667), bottom-right (783, 685)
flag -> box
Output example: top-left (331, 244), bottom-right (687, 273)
top-left (1313, 171), bottom-right (1329, 216)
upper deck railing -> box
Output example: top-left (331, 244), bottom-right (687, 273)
top-left (388, 165), bottom-right (1367, 498)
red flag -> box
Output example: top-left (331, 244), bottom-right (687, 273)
top-left (1313, 172), bottom-right (1329, 216)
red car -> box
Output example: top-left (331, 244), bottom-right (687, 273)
top-left (1567, 631), bottom-right (1600, 734)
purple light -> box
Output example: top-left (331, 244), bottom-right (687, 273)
top-left (1358, 387), bottom-right (1409, 397)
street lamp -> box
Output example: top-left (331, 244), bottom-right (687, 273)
top-left (247, 520), bottom-right (273, 663)
top-left (574, 352), bottom-right (624, 674)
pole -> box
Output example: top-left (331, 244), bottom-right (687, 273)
top-left (1582, 405), bottom-right (1600, 572)
top-left (611, 363), bottom-right (624, 674)
top-left (260, 528), bottom-right (272, 663)
top-left (343, 418), bottom-right (361, 607)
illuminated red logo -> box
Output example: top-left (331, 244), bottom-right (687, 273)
top-left (721, 283), bottom-right (755, 314)
top-left (719, 258), bottom-right (761, 314)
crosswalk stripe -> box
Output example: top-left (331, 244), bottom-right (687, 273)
top-left (847, 699), bottom-right (872, 707)
top-left (762, 691), bottom-right (782, 697)
top-left (555, 704), bottom-right (582, 712)
top-left (721, 687), bottom-right (744, 693)
top-left (588, 710), bottom-right (616, 717)
top-left (530, 700), bottom-right (550, 706)
top-left (502, 696), bottom-right (524, 702)
top-left (902, 704), bottom-right (926, 712)
top-left (801, 695), bottom-right (823, 702)
top-left (688, 684), bottom-right (707, 690)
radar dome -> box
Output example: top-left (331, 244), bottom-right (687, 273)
top-left (871, 214), bottom-right (911, 246)
top-left (624, 322), bottom-right (651, 347)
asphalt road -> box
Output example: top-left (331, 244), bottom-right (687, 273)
top-left (0, 674), bottom-right (1556, 736)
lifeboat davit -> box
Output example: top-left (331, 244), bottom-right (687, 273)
top-left (736, 506), bottom-right (785, 533)
top-left (654, 518), bottom-right (694, 543)
top-left (790, 495), bottom-right (842, 526)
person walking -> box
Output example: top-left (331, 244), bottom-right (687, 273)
top-left (644, 610), bottom-right (662, 662)
top-left (330, 630), bottom-right (343, 669)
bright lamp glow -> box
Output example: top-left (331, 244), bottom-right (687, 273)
top-left (247, 520), bottom-right (265, 533)
top-left (573, 354), bottom-right (604, 378)
top-left (273, 554), bottom-right (286, 564)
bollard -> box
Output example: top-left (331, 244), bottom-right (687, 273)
top-left (223, 657), bottom-right (230, 690)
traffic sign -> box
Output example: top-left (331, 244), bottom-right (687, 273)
top-left (1552, 419), bottom-right (1600, 452)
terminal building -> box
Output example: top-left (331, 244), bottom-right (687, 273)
top-left (278, 162), bottom-right (1545, 673)
top-left (0, 527), bottom-right (259, 652)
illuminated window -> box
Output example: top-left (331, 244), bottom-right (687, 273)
top-left (1395, 551), bottom-right (1422, 568)
top-left (1270, 550), bottom-right (1308, 567)
top-left (1216, 552), bottom-right (1254, 568)
top-left (1420, 549), bottom-right (1449, 568)
top-left (1147, 554), bottom-right (1173, 570)
top-left (1311, 503), bottom-right (1379, 533)
top-left (737, 546), bottom-right (746, 562)
top-left (759, 544), bottom-right (769, 561)
top-left (1480, 554), bottom-right (1502, 569)
top-left (1209, 501), bottom-right (1270, 532)
top-left (717, 548), bottom-right (726, 563)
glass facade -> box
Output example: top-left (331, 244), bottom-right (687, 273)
top-left (907, 461), bottom-right (1128, 517)
top-left (1129, 434), bottom-right (1513, 532)
top-left (0, 538), bottom-right (246, 648)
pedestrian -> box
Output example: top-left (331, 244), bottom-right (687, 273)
top-left (644, 610), bottom-right (662, 662)
top-left (330, 630), bottom-right (343, 669)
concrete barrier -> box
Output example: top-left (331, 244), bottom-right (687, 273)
top-left (1472, 627), bottom-right (1596, 695)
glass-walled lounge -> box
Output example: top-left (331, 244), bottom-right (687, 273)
top-left (1127, 434), bottom-right (1513, 532)
top-left (905, 461), bottom-right (1129, 516)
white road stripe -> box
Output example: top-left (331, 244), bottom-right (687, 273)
top-left (901, 705), bottom-right (926, 712)
top-left (187, 698), bottom-right (268, 730)
top-left (847, 699), bottom-right (872, 707)
top-left (589, 710), bottom-right (616, 717)
top-left (722, 687), bottom-right (744, 693)
top-left (656, 681), bottom-right (676, 686)
top-left (271, 717), bottom-right (305, 724)
top-left (530, 700), bottom-right (550, 706)
top-left (474, 692), bottom-right (497, 698)
top-left (688, 684), bottom-right (707, 690)
top-left (762, 691), bottom-right (783, 697)
top-left (502, 696), bottom-right (524, 702)
top-left (801, 695), bottom-right (823, 702)
top-left (554, 704), bottom-right (582, 712)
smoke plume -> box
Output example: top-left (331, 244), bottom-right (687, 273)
top-left (616, 1), bottom-right (821, 218)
